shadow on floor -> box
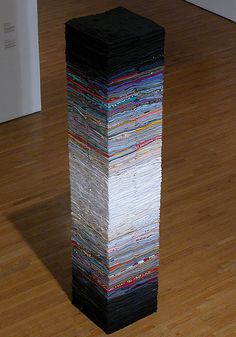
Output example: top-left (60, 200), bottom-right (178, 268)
top-left (8, 192), bottom-right (72, 299)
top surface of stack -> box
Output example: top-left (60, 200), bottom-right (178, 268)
top-left (66, 7), bottom-right (165, 75)
top-left (66, 6), bottom-right (164, 47)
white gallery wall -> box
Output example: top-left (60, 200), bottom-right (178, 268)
top-left (0, 0), bottom-right (41, 123)
top-left (186, 0), bottom-right (236, 22)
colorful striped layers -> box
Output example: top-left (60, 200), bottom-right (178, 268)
top-left (66, 7), bottom-right (165, 334)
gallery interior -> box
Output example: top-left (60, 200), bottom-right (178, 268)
top-left (0, 1), bottom-right (235, 336)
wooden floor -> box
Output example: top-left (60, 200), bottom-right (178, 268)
top-left (0, 0), bottom-right (236, 336)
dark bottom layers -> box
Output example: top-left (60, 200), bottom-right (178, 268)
top-left (72, 271), bottom-right (158, 334)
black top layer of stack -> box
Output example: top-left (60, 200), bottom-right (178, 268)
top-left (65, 7), bottom-right (165, 75)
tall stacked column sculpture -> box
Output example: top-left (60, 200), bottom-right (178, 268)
top-left (66, 7), bottom-right (165, 334)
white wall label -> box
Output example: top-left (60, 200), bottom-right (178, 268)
top-left (4, 22), bottom-right (15, 33)
top-left (0, 0), bottom-right (41, 123)
top-left (3, 22), bottom-right (16, 49)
